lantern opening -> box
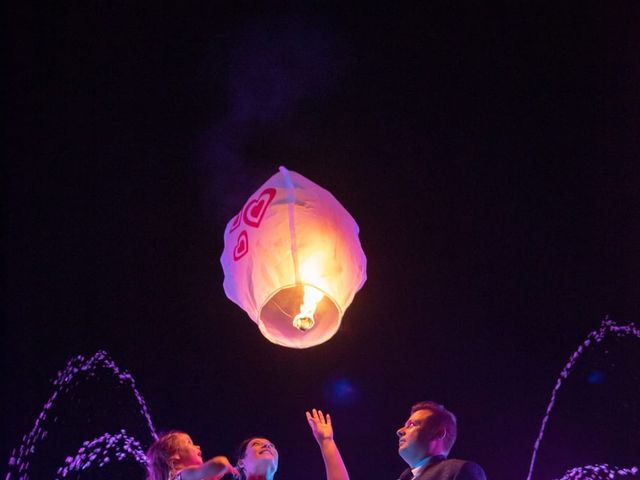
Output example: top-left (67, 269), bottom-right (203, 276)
top-left (258, 284), bottom-right (341, 348)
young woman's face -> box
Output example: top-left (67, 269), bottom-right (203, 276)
top-left (239, 438), bottom-right (279, 474)
top-left (176, 434), bottom-right (203, 468)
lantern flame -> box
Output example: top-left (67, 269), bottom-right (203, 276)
top-left (292, 285), bottom-right (324, 332)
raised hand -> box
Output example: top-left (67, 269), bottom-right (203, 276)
top-left (306, 408), bottom-right (334, 444)
top-left (306, 408), bottom-right (350, 480)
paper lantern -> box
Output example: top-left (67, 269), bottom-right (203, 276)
top-left (220, 166), bottom-right (367, 348)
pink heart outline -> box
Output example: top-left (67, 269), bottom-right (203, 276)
top-left (229, 208), bottom-right (243, 233)
top-left (243, 187), bottom-right (276, 228)
top-left (233, 230), bottom-right (249, 261)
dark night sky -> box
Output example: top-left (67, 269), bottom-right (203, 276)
top-left (3, 3), bottom-right (640, 480)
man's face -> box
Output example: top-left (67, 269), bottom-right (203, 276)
top-left (396, 409), bottom-right (437, 467)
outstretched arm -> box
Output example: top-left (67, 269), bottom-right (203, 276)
top-left (178, 456), bottom-right (239, 480)
top-left (306, 409), bottom-right (350, 480)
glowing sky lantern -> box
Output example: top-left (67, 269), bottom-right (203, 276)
top-left (221, 166), bottom-right (367, 348)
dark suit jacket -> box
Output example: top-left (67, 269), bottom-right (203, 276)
top-left (398, 456), bottom-right (487, 480)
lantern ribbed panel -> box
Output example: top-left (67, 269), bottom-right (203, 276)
top-left (221, 168), bottom-right (367, 348)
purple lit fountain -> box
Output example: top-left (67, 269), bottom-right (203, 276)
top-left (4, 319), bottom-right (639, 479)
top-left (527, 318), bottom-right (640, 480)
top-left (6, 351), bottom-right (157, 480)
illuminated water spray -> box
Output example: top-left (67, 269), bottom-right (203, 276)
top-left (56, 431), bottom-right (148, 478)
top-left (6, 351), bottom-right (157, 480)
top-left (527, 318), bottom-right (640, 480)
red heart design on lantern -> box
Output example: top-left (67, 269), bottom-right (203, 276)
top-left (243, 187), bottom-right (276, 228)
top-left (229, 210), bottom-right (243, 233)
top-left (233, 230), bottom-right (249, 261)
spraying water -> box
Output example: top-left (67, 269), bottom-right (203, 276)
top-left (5, 320), bottom-right (639, 479)
top-left (6, 350), bottom-right (157, 480)
top-left (527, 318), bottom-right (640, 480)
top-left (55, 431), bottom-right (148, 479)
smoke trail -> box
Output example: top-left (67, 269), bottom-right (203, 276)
top-left (196, 15), bottom-right (345, 226)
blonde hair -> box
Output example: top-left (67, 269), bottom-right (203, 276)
top-left (146, 431), bottom-right (186, 480)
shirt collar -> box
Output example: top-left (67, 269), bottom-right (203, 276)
top-left (411, 455), bottom-right (447, 477)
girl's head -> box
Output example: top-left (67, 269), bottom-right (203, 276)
top-left (235, 437), bottom-right (279, 479)
top-left (146, 431), bottom-right (203, 480)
